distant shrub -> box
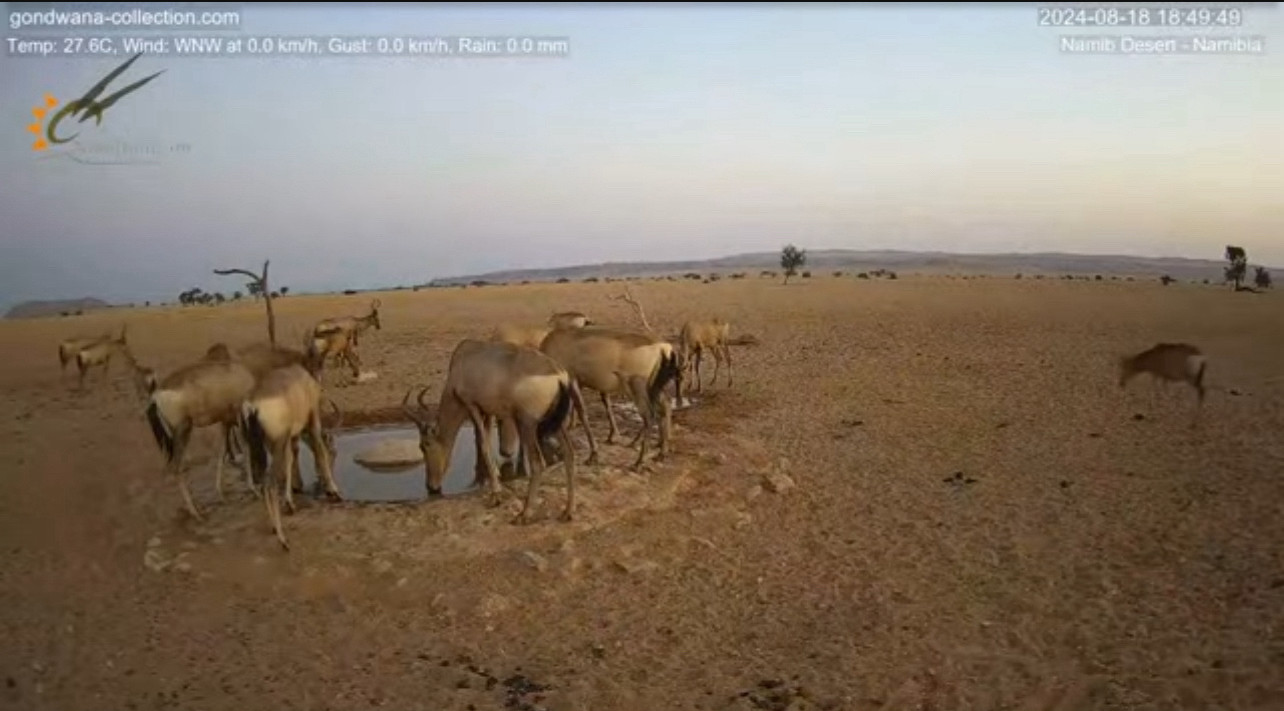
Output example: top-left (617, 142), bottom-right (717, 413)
top-left (343, 289), bottom-right (358, 295)
top-left (1126, 276), bottom-right (1134, 281)
top-left (833, 271), bottom-right (845, 277)
top-left (801, 271), bottom-right (811, 278)
top-left (887, 272), bottom-right (898, 280)
top-left (583, 277), bottom-right (599, 283)
top-left (1094, 274), bottom-right (1103, 281)
top-left (1159, 275), bottom-right (1174, 286)
top-left (857, 272), bottom-right (869, 279)
top-left (556, 277), bottom-right (570, 284)
top-left (1202, 279), bottom-right (1210, 285)
top-left (1014, 273), bottom-right (1022, 279)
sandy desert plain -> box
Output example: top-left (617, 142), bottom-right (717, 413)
top-left (0, 272), bottom-right (1281, 711)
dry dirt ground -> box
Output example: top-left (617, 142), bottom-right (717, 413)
top-left (1, 275), bottom-right (1282, 711)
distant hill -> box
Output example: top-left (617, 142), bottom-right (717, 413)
top-left (4, 297), bottom-right (110, 319)
top-left (425, 249), bottom-right (1243, 286)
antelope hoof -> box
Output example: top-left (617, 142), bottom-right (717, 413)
top-left (325, 489), bottom-right (343, 502)
top-left (486, 492), bottom-right (505, 508)
top-left (585, 452), bottom-right (600, 466)
top-left (512, 509), bottom-right (535, 526)
top-left (558, 509), bottom-right (574, 523)
top-left (604, 433), bottom-right (616, 445)
top-left (186, 508), bottom-right (205, 523)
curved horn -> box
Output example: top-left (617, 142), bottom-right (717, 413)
top-left (416, 384), bottom-right (432, 412)
top-left (401, 386), bottom-right (429, 428)
top-left (325, 397), bottom-right (343, 430)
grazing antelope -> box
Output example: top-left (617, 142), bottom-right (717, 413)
top-left (1119, 343), bottom-right (1209, 410)
top-left (548, 311), bottom-right (592, 329)
top-left (402, 339), bottom-right (577, 524)
top-left (491, 311), bottom-right (592, 351)
top-left (240, 364), bottom-right (343, 550)
top-left (491, 323), bottom-right (553, 350)
top-left (678, 318), bottom-right (732, 392)
top-left (72, 325), bottom-right (131, 390)
top-left (58, 331), bottom-right (112, 375)
top-left (539, 326), bottom-right (682, 470)
top-left (144, 358), bottom-right (258, 520)
top-left (232, 341), bottom-right (324, 380)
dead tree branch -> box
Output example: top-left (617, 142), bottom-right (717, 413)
top-left (610, 284), bottom-right (654, 335)
top-left (214, 259), bottom-right (275, 346)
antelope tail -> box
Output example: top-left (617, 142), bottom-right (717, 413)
top-left (240, 403), bottom-right (271, 486)
top-left (649, 350), bottom-right (681, 404)
top-left (145, 399), bottom-right (175, 463)
top-left (538, 380), bottom-right (573, 440)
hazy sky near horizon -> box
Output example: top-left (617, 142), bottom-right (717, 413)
top-left (1, 2), bottom-right (1281, 308)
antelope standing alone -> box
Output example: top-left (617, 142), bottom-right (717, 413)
top-left (72, 325), bottom-right (131, 390)
top-left (403, 339), bottom-right (577, 524)
top-left (313, 298), bottom-right (382, 346)
top-left (539, 326), bottom-right (682, 470)
top-left (678, 318), bottom-right (733, 392)
top-left (240, 364), bottom-right (343, 550)
top-left (310, 299), bottom-right (382, 378)
top-left (58, 331), bottom-right (112, 376)
top-left (144, 358), bottom-right (258, 519)
top-left (1119, 342), bottom-right (1209, 413)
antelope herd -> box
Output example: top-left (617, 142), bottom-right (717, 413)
top-left (54, 299), bottom-right (716, 550)
top-left (53, 291), bottom-right (1213, 551)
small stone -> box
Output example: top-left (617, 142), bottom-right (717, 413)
top-left (746, 485), bottom-right (764, 501)
top-left (30, 662), bottom-right (43, 674)
top-left (519, 551), bottom-right (549, 572)
top-left (477, 593), bottom-right (513, 617)
top-left (371, 559), bottom-right (393, 576)
top-left (353, 438), bottom-right (422, 468)
top-left (762, 472), bottom-right (796, 494)
top-left (146, 537), bottom-right (162, 549)
top-left (142, 549), bottom-right (170, 573)
top-left (173, 561), bottom-right (193, 574)
top-left (396, 577), bottom-right (409, 588)
top-left (734, 511), bottom-right (753, 529)
top-left (612, 559), bottom-right (660, 575)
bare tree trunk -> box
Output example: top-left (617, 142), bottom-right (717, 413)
top-left (214, 260), bottom-right (275, 346)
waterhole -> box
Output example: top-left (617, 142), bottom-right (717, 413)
top-left (295, 424), bottom-right (502, 502)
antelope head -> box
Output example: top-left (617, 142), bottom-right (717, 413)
top-left (366, 299), bottom-right (383, 330)
top-left (402, 385), bottom-right (445, 497)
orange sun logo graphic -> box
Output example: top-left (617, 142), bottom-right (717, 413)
top-left (27, 94), bottom-right (59, 151)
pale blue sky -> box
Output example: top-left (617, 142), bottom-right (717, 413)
top-left (1, 2), bottom-right (1280, 308)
